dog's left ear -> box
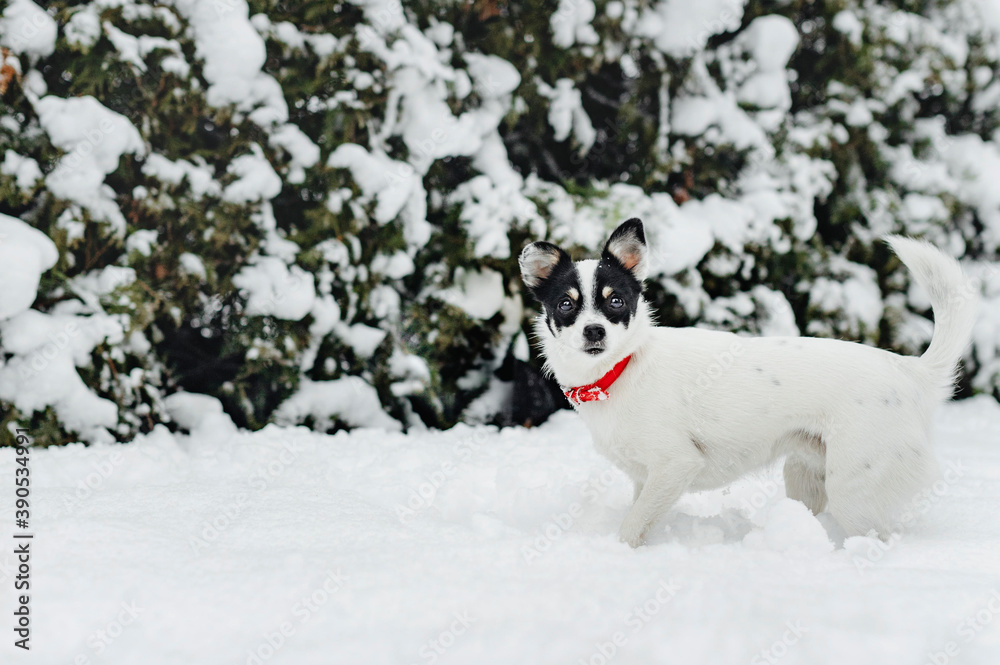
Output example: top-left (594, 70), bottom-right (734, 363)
top-left (519, 241), bottom-right (569, 291)
top-left (603, 218), bottom-right (648, 282)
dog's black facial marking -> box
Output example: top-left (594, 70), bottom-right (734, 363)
top-left (533, 261), bottom-right (583, 334)
top-left (520, 242), bottom-right (585, 334)
top-left (594, 253), bottom-right (642, 328)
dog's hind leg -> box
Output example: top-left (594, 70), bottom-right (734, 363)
top-left (783, 455), bottom-right (827, 514)
top-left (824, 426), bottom-right (937, 539)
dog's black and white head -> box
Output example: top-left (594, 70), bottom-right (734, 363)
top-left (519, 219), bottom-right (652, 387)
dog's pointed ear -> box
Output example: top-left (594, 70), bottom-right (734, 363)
top-left (519, 241), bottom-right (569, 292)
top-left (603, 218), bottom-right (648, 281)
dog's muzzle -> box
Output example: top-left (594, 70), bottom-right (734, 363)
top-left (583, 325), bottom-right (606, 354)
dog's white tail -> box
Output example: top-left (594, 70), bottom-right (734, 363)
top-left (885, 235), bottom-right (978, 387)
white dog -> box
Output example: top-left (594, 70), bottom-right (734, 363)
top-left (519, 219), bottom-right (978, 547)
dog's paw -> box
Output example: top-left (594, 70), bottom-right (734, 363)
top-left (618, 523), bottom-right (647, 548)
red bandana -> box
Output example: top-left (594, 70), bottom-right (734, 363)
top-left (563, 355), bottom-right (633, 406)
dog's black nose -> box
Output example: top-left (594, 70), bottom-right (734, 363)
top-left (583, 325), bottom-right (606, 342)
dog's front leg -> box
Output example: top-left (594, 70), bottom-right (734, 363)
top-left (614, 459), bottom-right (647, 502)
top-left (618, 457), bottom-right (704, 548)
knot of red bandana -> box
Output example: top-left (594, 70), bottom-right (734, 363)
top-left (563, 355), bottom-right (633, 406)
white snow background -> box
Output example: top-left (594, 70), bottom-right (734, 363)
top-left (1, 396), bottom-right (999, 665)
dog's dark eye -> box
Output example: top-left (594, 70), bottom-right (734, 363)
top-left (558, 298), bottom-right (574, 312)
top-left (609, 296), bottom-right (625, 309)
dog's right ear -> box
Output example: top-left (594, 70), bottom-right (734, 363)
top-left (519, 242), bottom-right (569, 292)
top-left (603, 218), bottom-right (648, 282)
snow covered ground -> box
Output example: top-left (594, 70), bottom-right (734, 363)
top-left (2, 397), bottom-right (1000, 665)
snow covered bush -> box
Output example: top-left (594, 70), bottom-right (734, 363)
top-left (1, 0), bottom-right (999, 444)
